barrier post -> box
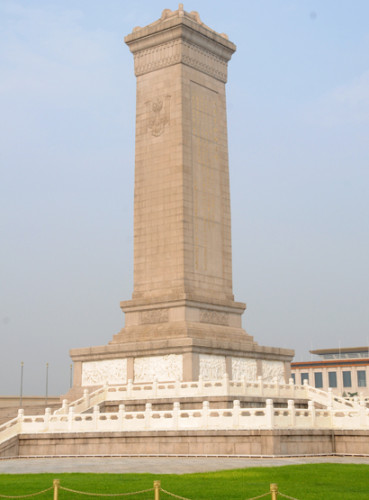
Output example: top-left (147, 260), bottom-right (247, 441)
top-left (270, 483), bottom-right (278, 500)
top-left (53, 479), bottom-right (60, 500)
top-left (83, 389), bottom-right (90, 409)
top-left (154, 480), bottom-right (161, 500)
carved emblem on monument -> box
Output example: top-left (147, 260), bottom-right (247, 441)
top-left (146, 95), bottom-right (171, 136)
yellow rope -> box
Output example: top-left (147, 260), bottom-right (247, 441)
top-left (278, 493), bottom-right (300, 500)
top-left (59, 486), bottom-right (154, 497)
top-left (160, 488), bottom-right (193, 500)
top-left (244, 493), bottom-right (270, 500)
top-left (0, 487), bottom-right (53, 499)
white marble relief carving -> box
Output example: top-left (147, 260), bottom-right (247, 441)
top-left (199, 354), bottom-right (226, 380)
top-left (82, 359), bottom-right (127, 387)
top-left (134, 355), bottom-right (183, 383)
top-left (231, 357), bottom-right (257, 381)
top-left (262, 360), bottom-right (285, 383)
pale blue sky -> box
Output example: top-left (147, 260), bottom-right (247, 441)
top-left (1, 0), bottom-right (368, 395)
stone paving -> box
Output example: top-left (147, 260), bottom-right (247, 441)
top-left (0, 456), bottom-right (368, 474)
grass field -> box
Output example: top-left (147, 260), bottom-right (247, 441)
top-left (0, 464), bottom-right (368, 499)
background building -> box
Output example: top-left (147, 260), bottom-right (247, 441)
top-left (291, 347), bottom-right (369, 397)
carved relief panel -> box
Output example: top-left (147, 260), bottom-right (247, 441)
top-left (82, 359), bottom-right (127, 387)
top-left (231, 357), bottom-right (257, 381)
top-left (199, 354), bottom-right (226, 380)
top-left (262, 360), bottom-right (285, 383)
top-left (134, 354), bottom-right (183, 382)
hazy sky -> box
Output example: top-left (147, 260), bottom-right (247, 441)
top-left (1, 0), bottom-right (368, 396)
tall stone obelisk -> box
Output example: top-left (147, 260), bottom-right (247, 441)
top-left (69, 6), bottom-right (293, 394)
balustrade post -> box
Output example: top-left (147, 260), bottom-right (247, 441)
top-left (288, 400), bottom-right (295, 427)
top-left (265, 399), bottom-right (274, 428)
top-left (242, 374), bottom-right (247, 395)
top-left (258, 376), bottom-right (264, 396)
top-left (145, 403), bottom-right (152, 430)
top-left (153, 378), bottom-right (158, 397)
top-left (327, 388), bottom-right (333, 410)
top-left (103, 381), bottom-right (109, 400)
top-left (202, 401), bottom-right (209, 429)
top-left (233, 400), bottom-right (240, 429)
top-left (17, 409), bottom-right (24, 433)
top-left (308, 401), bottom-right (316, 428)
top-left (118, 404), bottom-right (125, 429)
top-left (275, 377), bottom-right (280, 396)
top-left (44, 408), bottom-right (51, 432)
top-left (359, 392), bottom-right (364, 407)
top-left (68, 407), bottom-right (74, 431)
top-left (93, 405), bottom-right (100, 430)
top-left (127, 379), bottom-right (133, 398)
top-left (198, 375), bottom-right (203, 395)
top-left (223, 373), bottom-right (230, 395)
top-left (61, 399), bottom-right (68, 414)
top-left (173, 402), bottom-right (180, 430)
top-left (288, 378), bottom-right (295, 398)
top-left (359, 401), bottom-right (367, 428)
top-left (175, 378), bottom-right (181, 396)
top-left (302, 378), bottom-right (309, 401)
top-left (83, 389), bottom-right (90, 409)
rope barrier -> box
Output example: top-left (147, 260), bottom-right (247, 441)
top-left (244, 493), bottom-right (270, 500)
top-left (0, 487), bottom-right (53, 499)
top-left (59, 486), bottom-right (154, 497)
top-left (0, 480), bottom-right (301, 500)
top-left (278, 493), bottom-right (300, 500)
top-left (160, 488), bottom-right (193, 500)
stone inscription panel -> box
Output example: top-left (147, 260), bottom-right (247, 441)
top-left (82, 359), bottom-right (127, 387)
top-left (191, 81), bottom-right (223, 278)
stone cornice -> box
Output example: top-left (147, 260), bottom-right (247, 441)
top-left (125, 10), bottom-right (236, 82)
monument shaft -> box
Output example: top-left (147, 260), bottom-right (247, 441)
top-left (128, 10), bottom-right (235, 304)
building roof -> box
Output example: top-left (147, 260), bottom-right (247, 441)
top-left (310, 347), bottom-right (369, 355)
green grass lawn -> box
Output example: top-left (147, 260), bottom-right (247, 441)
top-left (0, 464), bottom-right (368, 499)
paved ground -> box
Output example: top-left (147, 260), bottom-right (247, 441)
top-left (0, 456), bottom-right (368, 474)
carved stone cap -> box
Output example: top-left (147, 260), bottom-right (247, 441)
top-left (125, 4), bottom-right (236, 63)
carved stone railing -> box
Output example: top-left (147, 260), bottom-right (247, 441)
top-left (1, 399), bottom-right (369, 445)
top-left (54, 376), bottom-right (360, 416)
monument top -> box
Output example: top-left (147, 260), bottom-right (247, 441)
top-left (125, 4), bottom-right (236, 63)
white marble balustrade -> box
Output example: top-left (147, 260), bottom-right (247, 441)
top-left (1, 399), bottom-right (369, 445)
top-left (54, 377), bottom-right (360, 417)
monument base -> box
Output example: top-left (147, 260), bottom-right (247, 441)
top-left (67, 297), bottom-right (293, 399)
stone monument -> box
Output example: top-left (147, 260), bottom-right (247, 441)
top-left (68, 5), bottom-right (293, 397)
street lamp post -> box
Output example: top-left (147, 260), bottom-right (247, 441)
top-left (45, 362), bottom-right (49, 406)
top-left (19, 361), bottom-right (24, 408)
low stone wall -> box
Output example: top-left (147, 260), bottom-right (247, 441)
top-left (2, 429), bottom-right (368, 457)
